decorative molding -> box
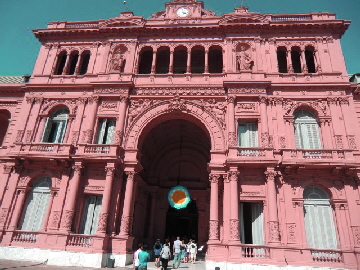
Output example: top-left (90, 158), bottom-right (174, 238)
top-left (347, 135), bottom-right (357, 150)
top-left (133, 86), bottom-right (225, 96)
top-left (105, 167), bottom-right (115, 177)
top-left (228, 87), bottom-right (266, 94)
top-left (0, 208), bottom-right (9, 225)
top-left (94, 87), bottom-right (129, 95)
top-left (100, 101), bottom-right (119, 111)
top-left (3, 165), bottom-right (13, 174)
top-left (283, 99), bottom-right (328, 117)
top-left (352, 226), bottom-right (360, 246)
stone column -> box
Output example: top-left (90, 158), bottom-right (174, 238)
top-left (259, 95), bottom-right (269, 147)
top-left (300, 49), bottom-right (307, 73)
top-left (0, 165), bottom-right (13, 204)
top-left (81, 96), bottom-right (99, 143)
top-left (222, 174), bottom-right (231, 242)
top-left (228, 169), bottom-right (240, 242)
top-left (186, 50), bottom-right (191, 73)
top-left (114, 96), bottom-right (128, 146)
top-left (151, 50), bottom-right (157, 74)
top-left (8, 189), bottom-right (27, 230)
top-left (286, 49), bottom-right (293, 73)
top-left (119, 171), bottom-right (136, 237)
top-left (97, 165), bottom-right (115, 234)
top-left (60, 163), bottom-right (83, 232)
top-left (265, 168), bottom-right (281, 244)
top-left (204, 49), bottom-right (209, 73)
top-left (209, 174), bottom-right (220, 241)
top-left (169, 50), bottom-right (174, 74)
top-left (41, 190), bottom-right (57, 231)
top-left (227, 96), bottom-right (236, 146)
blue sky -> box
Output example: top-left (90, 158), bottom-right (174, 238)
top-left (1, 0), bottom-right (359, 76)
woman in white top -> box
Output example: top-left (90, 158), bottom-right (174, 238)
top-left (160, 243), bottom-right (171, 270)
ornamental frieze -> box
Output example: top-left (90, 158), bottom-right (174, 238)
top-left (133, 86), bottom-right (225, 96)
top-left (100, 101), bottom-right (119, 111)
top-left (235, 102), bottom-right (257, 113)
top-left (94, 87), bottom-right (129, 95)
top-left (282, 99), bottom-right (328, 116)
top-left (227, 87), bottom-right (266, 94)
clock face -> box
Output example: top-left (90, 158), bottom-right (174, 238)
top-left (177, 7), bottom-right (189, 17)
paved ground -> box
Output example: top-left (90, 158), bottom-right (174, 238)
top-left (0, 260), bottom-right (206, 270)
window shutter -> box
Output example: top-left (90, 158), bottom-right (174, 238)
top-left (307, 123), bottom-right (321, 149)
top-left (105, 119), bottom-right (116, 144)
top-left (96, 119), bottom-right (107, 144)
top-left (251, 203), bottom-right (264, 245)
top-left (55, 120), bottom-right (67, 143)
top-left (81, 196), bottom-right (96, 235)
top-left (294, 123), bottom-right (302, 148)
top-left (248, 122), bottom-right (258, 147)
top-left (238, 124), bottom-right (247, 147)
top-left (19, 193), bottom-right (36, 230)
top-left (41, 118), bottom-right (52, 143)
top-left (90, 196), bottom-right (103, 234)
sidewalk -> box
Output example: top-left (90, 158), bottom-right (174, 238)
top-left (0, 260), bottom-right (206, 270)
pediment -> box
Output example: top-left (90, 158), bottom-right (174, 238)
top-left (219, 14), bottom-right (269, 25)
top-left (99, 15), bottom-right (145, 28)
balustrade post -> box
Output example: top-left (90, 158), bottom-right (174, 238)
top-left (60, 163), bottom-right (83, 232)
top-left (119, 171), bottom-right (136, 237)
top-left (209, 174), bottom-right (220, 242)
top-left (265, 168), bottom-right (281, 244)
top-left (96, 165), bottom-right (115, 234)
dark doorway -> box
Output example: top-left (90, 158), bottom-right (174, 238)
top-left (165, 200), bottom-right (198, 241)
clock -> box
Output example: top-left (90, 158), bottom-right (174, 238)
top-left (176, 7), bottom-right (190, 17)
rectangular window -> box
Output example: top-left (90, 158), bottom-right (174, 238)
top-left (238, 122), bottom-right (258, 147)
top-left (96, 118), bottom-right (116, 144)
top-left (294, 122), bottom-right (321, 149)
top-left (42, 119), bottom-right (67, 143)
top-left (240, 202), bottom-right (264, 245)
top-left (80, 195), bottom-right (102, 235)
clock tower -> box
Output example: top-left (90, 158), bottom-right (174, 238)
top-left (164, 0), bottom-right (204, 19)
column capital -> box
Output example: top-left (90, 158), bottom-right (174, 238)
top-left (209, 174), bottom-right (221, 184)
top-left (3, 165), bottom-right (13, 174)
top-left (228, 170), bottom-right (239, 181)
top-left (72, 164), bottom-right (83, 174)
top-left (227, 95), bottom-right (236, 104)
top-left (258, 95), bottom-right (267, 104)
top-left (125, 171), bottom-right (136, 181)
top-left (264, 170), bottom-right (277, 182)
top-left (105, 166), bottom-right (115, 177)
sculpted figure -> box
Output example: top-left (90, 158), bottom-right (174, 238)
top-left (109, 51), bottom-right (125, 72)
top-left (237, 46), bottom-right (253, 71)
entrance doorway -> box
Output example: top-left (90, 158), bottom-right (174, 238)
top-left (165, 200), bottom-right (198, 241)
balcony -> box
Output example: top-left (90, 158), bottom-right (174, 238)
top-left (10, 143), bottom-right (74, 159)
top-left (228, 147), bottom-right (276, 165)
top-left (281, 148), bottom-right (357, 166)
top-left (75, 144), bottom-right (121, 160)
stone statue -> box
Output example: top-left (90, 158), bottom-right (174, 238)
top-left (237, 46), bottom-right (253, 71)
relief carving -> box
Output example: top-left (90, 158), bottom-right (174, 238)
top-left (120, 215), bottom-right (132, 235)
top-left (209, 220), bottom-right (219, 240)
top-left (269, 221), bottom-right (281, 242)
top-left (287, 223), bottom-right (296, 243)
top-left (228, 132), bottom-right (237, 146)
top-left (97, 213), bottom-right (108, 232)
top-left (51, 211), bottom-right (61, 228)
top-left (0, 208), bottom-right (9, 225)
top-left (100, 101), bottom-right (119, 111)
top-left (352, 226), bottom-right (360, 246)
top-left (236, 45), bottom-right (253, 71)
top-left (230, 219), bottom-right (240, 240)
top-left (61, 210), bottom-right (74, 230)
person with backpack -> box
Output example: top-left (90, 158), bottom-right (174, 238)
top-left (153, 239), bottom-right (162, 267)
top-left (159, 243), bottom-right (171, 270)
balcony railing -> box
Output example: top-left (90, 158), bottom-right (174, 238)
top-left (76, 144), bottom-right (120, 156)
top-left (282, 149), bottom-right (353, 161)
top-left (271, 15), bottom-right (312, 21)
top-left (11, 143), bottom-right (74, 156)
top-left (241, 244), bottom-right (270, 259)
top-left (229, 147), bottom-right (274, 159)
top-left (12, 231), bottom-right (38, 244)
top-left (66, 234), bottom-right (93, 248)
top-left (309, 248), bottom-right (343, 263)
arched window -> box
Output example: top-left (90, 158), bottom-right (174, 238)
top-left (68, 51), bottom-right (79, 75)
top-left (305, 46), bottom-right (316, 73)
top-left (41, 109), bottom-right (69, 143)
top-left (79, 51), bottom-right (91, 75)
top-left (277, 47), bottom-right (287, 73)
top-left (138, 47), bottom-right (153, 74)
top-left (303, 186), bottom-right (338, 249)
top-left (191, 46), bottom-right (205, 74)
top-left (54, 51), bottom-right (67, 75)
top-left (208, 46), bottom-right (223, 73)
top-left (0, 111), bottom-right (10, 146)
top-left (156, 47), bottom-right (170, 74)
top-left (291, 47), bottom-right (302, 73)
top-left (294, 110), bottom-right (321, 149)
top-left (19, 176), bottom-right (52, 231)
top-left (173, 46), bottom-right (187, 74)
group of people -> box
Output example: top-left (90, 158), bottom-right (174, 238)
top-left (133, 237), bottom-right (198, 270)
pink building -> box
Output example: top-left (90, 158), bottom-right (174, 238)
top-left (0, 0), bottom-right (359, 268)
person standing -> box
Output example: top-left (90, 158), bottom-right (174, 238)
top-left (133, 243), bottom-right (142, 270)
top-left (189, 240), bottom-right (197, 263)
top-left (138, 244), bottom-right (151, 270)
top-left (160, 243), bottom-right (171, 270)
top-left (153, 239), bottom-right (162, 268)
top-left (172, 236), bottom-right (182, 269)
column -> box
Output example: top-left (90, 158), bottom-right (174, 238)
top-left (259, 95), bottom-right (269, 147)
top-left (300, 49), bottom-right (307, 73)
top-left (204, 49), bottom-right (209, 73)
top-left (60, 163), bottom-right (83, 232)
top-left (228, 169), bottom-right (240, 242)
top-left (8, 189), bottom-right (27, 230)
top-left (69, 97), bottom-right (87, 145)
top-left (41, 191), bottom-right (57, 231)
top-left (81, 96), bottom-right (99, 143)
top-left (227, 96), bottom-right (236, 146)
top-left (319, 119), bottom-right (333, 149)
top-left (97, 164), bottom-right (115, 234)
top-left (24, 98), bottom-right (43, 142)
top-left (222, 174), bottom-right (231, 242)
top-left (98, 42), bottom-right (112, 74)
top-left (265, 168), bottom-right (281, 244)
top-left (209, 174), bottom-right (220, 241)
top-left (151, 50), bottom-right (157, 74)
top-left (254, 38), bottom-right (263, 71)
top-left (114, 96), bottom-right (129, 145)
top-left (186, 49), bottom-right (191, 73)
top-left (119, 171), bottom-right (136, 237)
top-left (339, 97), bottom-right (356, 149)
top-left (0, 165), bottom-right (13, 204)
top-left (286, 49), bottom-right (293, 73)
top-left (168, 50), bottom-right (174, 74)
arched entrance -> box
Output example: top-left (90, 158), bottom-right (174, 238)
top-left (134, 118), bottom-right (211, 245)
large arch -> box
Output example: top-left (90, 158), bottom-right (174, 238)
top-left (124, 98), bottom-right (226, 152)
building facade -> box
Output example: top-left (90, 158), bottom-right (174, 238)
top-left (0, 0), bottom-right (359, 268)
